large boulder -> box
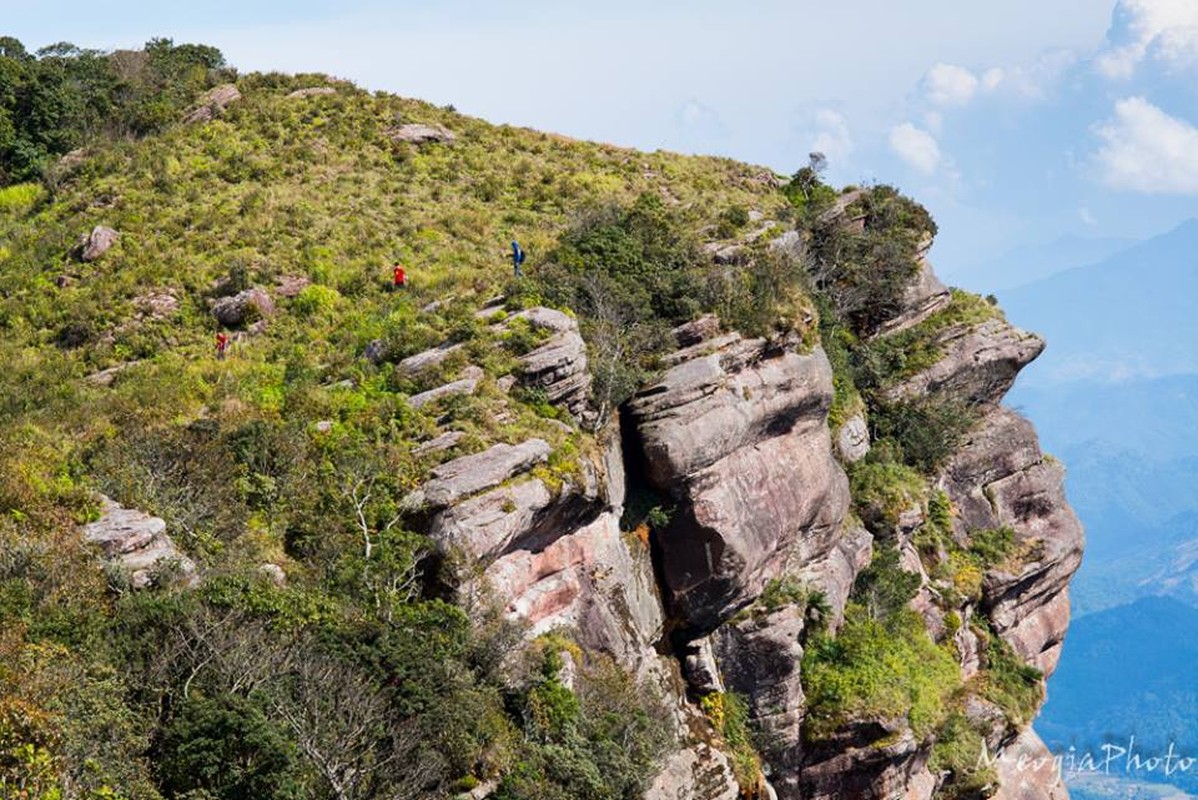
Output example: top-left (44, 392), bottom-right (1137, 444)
top-left (714, 605), bottom-right (807, 796)
top-left (385, 123), bottom-right (456, 144)
top-left (628, 336), bottom-right (851, 632)
top-left (482, 511), bottom-right (664, 673)
top-left (183, 83), bottom-right (242, 124)
top-left (83, 496), bottom-right (197, 589)
top-left (78, 226), bottom-right (119, 262)
top-left (645, 744), bottom-right (741, 800)
top-left (211, 288), bottom-right (275, 327)
top-left (991, 728), bottom-right (1069, 800)
top-left (799, 719), bottom-right (932, 800)
top-left (836, 413), bottom-right (870, 463)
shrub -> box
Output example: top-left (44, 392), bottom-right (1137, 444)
top-left (850, 544), bottom-right (921, 621)
top-left (803, 602), bottom-right (960, 741)
top-left (806, 186), bottom-right (936, 335)
top-left (849, 458), bottom-right (926, 531)
top-left (870, 397), bottom-right (978, 475)
top-left (157, 694), bottom-right (302, 800)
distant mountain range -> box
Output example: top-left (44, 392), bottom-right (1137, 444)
top-left (1000, 219), bottom-right (1198, 387)
top-left (995, 220), bottom-right (1198, 796)
top-left (953, 233), bottom-right (1136, 293)
top-left (1039, 595), bottom-right (1198, 793)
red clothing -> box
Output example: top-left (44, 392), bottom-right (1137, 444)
top-left (215, 333), bottom-right (229, 355)
top-left (393, 265), bottom-right (406, 287)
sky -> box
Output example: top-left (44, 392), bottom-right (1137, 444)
top-left (4, 0), bottom-right (1198, 290)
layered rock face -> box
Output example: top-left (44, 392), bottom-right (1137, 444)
top-left (942, 409), bottom-right (1084, 677)
top-left (628, 331), bottom-right (851, 634)
top-left (397, 245), bottom-right (1081, 799)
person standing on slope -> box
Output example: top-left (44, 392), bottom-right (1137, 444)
top-left (215, 332), bottom-right (229, 360)
top-left (510, 240), bottom-right (526, 278)
top-left (393, 263), bottom-right (407, 290)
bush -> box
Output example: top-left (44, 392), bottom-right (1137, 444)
top-left (803, 602), bottom-right (960, 741)
top-left (849, 458), bottom-right (926, 531)
top-left (870, 397), bottom-right (978, 475)
top-left (806, 186), bottom-right (936, 335)
top-left (850, 544), bottom-right (922, 620)
top-left (157, 694), bottom-right (302, 800)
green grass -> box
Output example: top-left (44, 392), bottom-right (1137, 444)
top-left (803, 603), bottom-right (961, 741)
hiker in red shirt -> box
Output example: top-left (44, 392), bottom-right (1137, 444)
top-left (393, 264), bottom-right (407, 290)
top-left (215, 332), bottom-right (229, 359)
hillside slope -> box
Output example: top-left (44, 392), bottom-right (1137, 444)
top-left (0, 50), bottom-right (1082, 800)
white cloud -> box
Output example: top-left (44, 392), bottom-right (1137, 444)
top-left (674, 98), bottom-right (727, 139)
top-left (1079, 207), bottom-right (1098, 225)
top-left (998, 49), bottom-right (1077, 99)
top-left (1093, 96), bottom-right (1198, 193)
top-left (889, 123), bottom-right (942, 174)
top-left (923, 110), bottom-right (944, 135)
top-left (808, 109), bottom-right (854, 164)
top-left (1097, 0), bottom-right (1198, 77)
top-left (981, 67), bottom-right (1005, 91)
top-left (923, 63), bottom-right (980, 106)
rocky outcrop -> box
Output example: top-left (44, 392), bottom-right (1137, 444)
top-left (991, 728), bottom-right (1069, 800)
top-left (940, 408), bottom-right (1084, 675)
top-left (183, 83), bottom-right (241, 123)
top-left (885, 318), bottom-right (1044, 407)
top-left (714, 605), bottom-right (807, 796)
top-left (874, 243), bottom-right (951, 337)
top-left (408, 439), bottom-right (551, 512)
top-left (408, 372), bottom-right (480, 409)
top-left (211, 288), bottom-right (275, 327)
top-left (286, 86), bottom-right (337, 99)
top-left (413, 430), bottom-right (465, 456)
top-left (78, 225), bottom-right (119, 262)
top-left (393, 222), bottom-right (1078, 800)
top-left (510, 308), bottom-right (592, 418)
top-left (83, 496), bottom-right (197, 589)
top-left (385, 122), bottom-right (456, 144)
top-left (800, 720), bottom-right (930, 800)
top-left (396, 342), bottom-right (464, 374)
top-left (645, 744), bottom-right (741, 800)
top-left (629, 332), bottom-right (851, 632)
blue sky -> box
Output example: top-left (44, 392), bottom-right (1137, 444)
top-left (4, 0), bottom-right (1197, 289)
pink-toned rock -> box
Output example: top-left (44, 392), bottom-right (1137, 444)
top-left (991, 728), bottom-right (1069, 800)
top-left (630, 338), bottom-right (850, 631)
top-left (82, 496), bottom-right (196, 589)
top-left (885, 318), bottom-right (1045, 406)
top-left (940, 408), bottom-right (1084, 676)
top-left (385, 122), bottom-right (456, 144)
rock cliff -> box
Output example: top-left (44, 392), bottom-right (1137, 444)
top-left (396, 223), bottom-right (1082, 799)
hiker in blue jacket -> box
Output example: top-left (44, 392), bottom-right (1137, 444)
top-left (510, 240), bottom-right (526, 278)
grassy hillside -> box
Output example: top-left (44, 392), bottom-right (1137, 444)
top-left (0, 40), bottom-right (976, 800)
top-left (0, 63), bottom-right (806, 799)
